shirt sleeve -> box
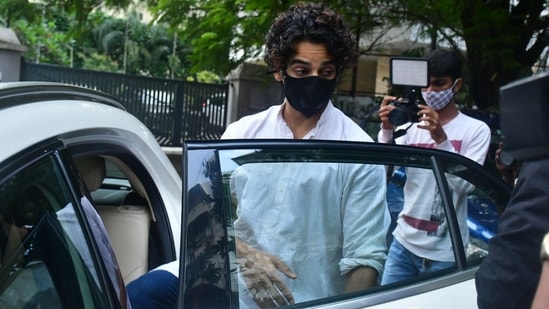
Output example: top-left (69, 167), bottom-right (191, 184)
top-left (338, 163), bottom-right (390, 276)
top-left (220, 122), bottom-right (237, 139)
top-left (377, 127), bottom-right (393, 144)
top-left (434, 120), bottom-right (491, 165)
top-left (461, 123), bottom-right (491, 165)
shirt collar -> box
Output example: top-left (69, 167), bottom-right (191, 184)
top-left (276, 101), bottom-right (335, 139)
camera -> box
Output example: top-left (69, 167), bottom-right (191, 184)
top-left (387, 57), bottom-right (429, 127)
top-left (499, 71), bottom-right (549, 161)
top-left (388, 88), bottom-right (423, 126)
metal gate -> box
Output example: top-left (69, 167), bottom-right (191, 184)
top-left (21, 61), bottom-right (229, 146)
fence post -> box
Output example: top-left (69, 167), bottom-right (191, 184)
top-left (171, 81), bottom-right (184, 147)
top-left (1, 27), bottom-right (26, 82)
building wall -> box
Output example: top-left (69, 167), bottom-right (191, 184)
top-left (0, 27), bottom-right (26, 82)
top-left (0, 49), bottom-right (22, 82)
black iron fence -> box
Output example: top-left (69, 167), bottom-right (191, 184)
top-left (21, 61), bottom-right (229, 146)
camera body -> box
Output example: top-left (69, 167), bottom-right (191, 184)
top-left (388, 88), bottom-right (423, 126)
top-left (388, 57), bottom-right (429, 127)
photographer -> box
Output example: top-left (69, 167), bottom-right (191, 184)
top-left (377, 49), bottom-right (491, 284)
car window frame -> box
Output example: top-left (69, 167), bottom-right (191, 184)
top-left (66, 142), bottom-right (179, 266)
top-left (179, 139), bottom-right (511, 308)
top-left (0, 140), bottom-right (123, 308)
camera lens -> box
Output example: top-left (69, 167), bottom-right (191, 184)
top-left (389, 107), bottom-right (410, 126)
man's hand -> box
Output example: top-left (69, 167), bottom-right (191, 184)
top-left (236, 239), bottom-right (297, 308)
top-left (378, 96), bottom-right (397, 130)
top-left (416, 104), bottom-right (447, 144)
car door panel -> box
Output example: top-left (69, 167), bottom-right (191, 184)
top-left (179, 140), bottom-right (510, 308)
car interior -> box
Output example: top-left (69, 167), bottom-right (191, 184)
top-left (74, 155), bottom-right (152, 285)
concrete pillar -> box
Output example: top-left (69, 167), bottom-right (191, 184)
top-left (226, 62), bottom-right (284, 124)
top-left (0, 27), bottom-right (26, 82)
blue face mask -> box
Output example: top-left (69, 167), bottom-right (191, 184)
top-left (282, 73), bottom-right (337, 118)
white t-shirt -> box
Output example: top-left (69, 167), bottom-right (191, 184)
top-left (378, 112), bottom-right (491, 261)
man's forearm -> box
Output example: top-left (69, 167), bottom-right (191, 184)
top-left (344, 266), bottom-right (378, 293)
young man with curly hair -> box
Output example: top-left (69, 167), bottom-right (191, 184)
top-left (222, 2), bottom-right (388, 308)
top-left (223, 2), bottom-right (364, 140)
top-left (128, 2), bottom-right (389, 308)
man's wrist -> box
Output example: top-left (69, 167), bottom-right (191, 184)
top-left (380, 123), bottom-right (393, 130)
top-left (434, 139), bottom-right (452, 151)
top-left (378, 127), bottom-right (394, 143)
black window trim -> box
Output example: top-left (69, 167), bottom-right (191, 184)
top-left (0, 139), bottom-right (121, 308)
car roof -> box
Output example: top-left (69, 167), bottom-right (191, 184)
top-left (0, 82), bottom-right (124, 110)
top-left (0, 82), bottom-right (155, 162)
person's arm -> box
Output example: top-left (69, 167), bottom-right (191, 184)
top-left (344, 266), bottom-right (378, 292)
top-left (220, 122), bottom-right (236, 139)
top-left (495, 142), bottom-right (521, 187)
top-left (532, 233), bottom-right (549, 309)
top-left (339, 163), bottom-right (389, 289)
top-left (416, 105), bottom-right (448, 145)
top-left (532, 260), bottom-right (549, 309)
top-left (377, 96), bottom-right (397, 144)
top-left (435, 117), bottom-right (491, 165)
top-left (377, 127), bottom-right (394, 144)
top-left (235, 238), bottom-right (296, 307)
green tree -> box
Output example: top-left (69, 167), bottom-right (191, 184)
top-left (150, 0), bottom-right (548, 109)
top-left (0, 0), bottom-right (40, 27)
top-left (89, 10), bottom-right (190, 78)
top-left (371, 0), bottom-right (548, 108)
top-left (12, 18), bottom-right (71, 65)
top-left (151, 0), bottom-right (291, 76)
top-left (48, 0), bottom-right (134, 30)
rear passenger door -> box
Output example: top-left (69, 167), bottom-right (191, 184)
top-left (179, 140), bottom-right (510, 309)
top-left (0, 145), bottom-right (124, 308)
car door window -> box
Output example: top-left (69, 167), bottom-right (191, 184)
top-left (182, 144), bottom-right (510, 308)
top-left (0, 155), bottom-right (109, 308)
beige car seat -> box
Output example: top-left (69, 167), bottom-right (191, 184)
top-left (75, 156), bottom-right (151, 285)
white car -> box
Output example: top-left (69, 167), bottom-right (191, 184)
top-left (0, 82), bottom-right (509, 308)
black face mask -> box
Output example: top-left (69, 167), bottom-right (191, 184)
top-left (282, 74), bottom-right (337, 118)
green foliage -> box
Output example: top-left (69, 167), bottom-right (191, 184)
top-left (49, 0), bottom-right (133, 30)
top-left (78, 52), bottom-right (121, 72)
top-left (0, 0), bottom-right (41, 27)
top-left (367, 0), bottom-right (548, 108)
top-left (4, 0), bottom-right (547, 110)
top-left (153, 0), bottom-right (296, 76)
top-left (81, 10), bottom-right (194, 78)
top-left (187, 70), bottom-right (224, 84)
top-left (148, 0), bottom-right (547, 109)
top-left (12, 19), bottom-right (71, 65)
top-left (6, 4), bottom-right (197, 80)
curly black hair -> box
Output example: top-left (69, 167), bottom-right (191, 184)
top-left (264, 2), bottom-right (358, 76)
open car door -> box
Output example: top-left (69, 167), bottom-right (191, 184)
top-left (177, 140), bottom-right (510, 309)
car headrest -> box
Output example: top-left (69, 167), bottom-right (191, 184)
top-left (74, 156), bottom-right (106, 192)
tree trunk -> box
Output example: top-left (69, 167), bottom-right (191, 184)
top-left (460, 0), bottom-right (544, 109)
